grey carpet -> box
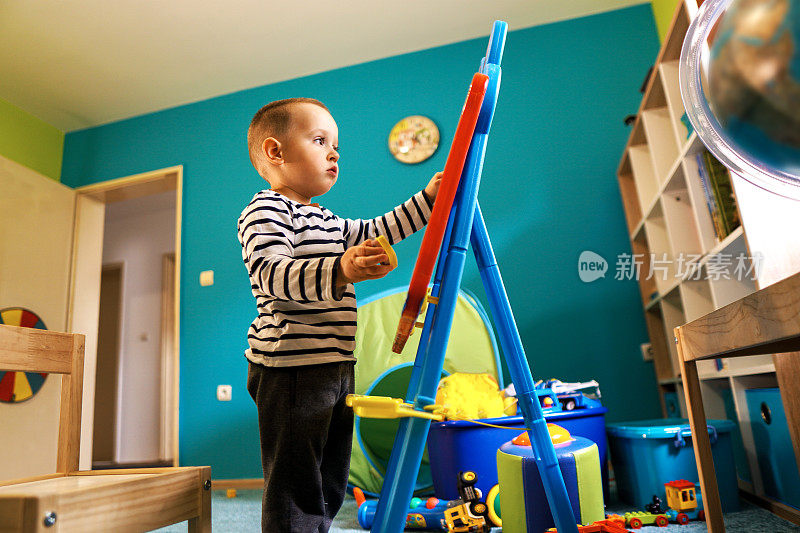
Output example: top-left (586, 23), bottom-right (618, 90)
top-left (152, 489), bottom-right (800, 532)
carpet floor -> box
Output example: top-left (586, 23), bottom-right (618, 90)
top-left (152, 489), bottom-right (800, 532)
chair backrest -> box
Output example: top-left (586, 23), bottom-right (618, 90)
top-left (0, 324), bottom-right (85, 474)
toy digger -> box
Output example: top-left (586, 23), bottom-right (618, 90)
top-left (442, 471), bottom-right (491, 533)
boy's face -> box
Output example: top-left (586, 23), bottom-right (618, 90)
top-left (269, 103), bottom-right (339, 204)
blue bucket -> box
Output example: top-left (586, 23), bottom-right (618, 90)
top-left (606, 418), bottom-right (740, 511)
top-left (427, 405), bottom-right (608, 501)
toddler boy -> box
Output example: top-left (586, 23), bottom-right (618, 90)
top-left (237, 97), bottom-right (441, 532)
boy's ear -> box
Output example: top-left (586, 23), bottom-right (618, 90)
top-left (262, 137), bottom-right (283, 165)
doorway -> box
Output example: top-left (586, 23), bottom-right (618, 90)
top-left (92, 263), bottom-right (123, 465)
top-left (71, 166), bottom-right (182, 469)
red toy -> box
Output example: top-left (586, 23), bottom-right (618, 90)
top-left (546, 519), bottom-right (632, 533)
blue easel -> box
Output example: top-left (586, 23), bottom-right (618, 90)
top-left (370, 21), bottom-right (581, 533)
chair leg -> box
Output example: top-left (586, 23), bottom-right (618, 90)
top-left (188, 514), bottom-right (210, 533)
top-left (189, 468), bottom-right (212, 533)
top-left (677, 329), bottom-right (725, 532)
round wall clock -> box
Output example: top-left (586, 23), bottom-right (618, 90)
top-left (388, 116), bottom-right (439, 164)
top-left (0, 308), bottom-right (48, 403)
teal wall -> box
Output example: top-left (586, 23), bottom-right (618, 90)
top-left (62, 6), bottom-right (661, 479)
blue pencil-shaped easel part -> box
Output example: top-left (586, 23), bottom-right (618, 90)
top-left (404, 204), bottom-right (457, 400)
top-left (371, 20), bottom-right (579, 533)
top-left (472, 205), bottom-right (579, 533)
top-left (372, 128), bottom-right (488, 533)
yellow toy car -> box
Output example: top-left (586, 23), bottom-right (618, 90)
top-left (442, 471), bottom-right (491, 533)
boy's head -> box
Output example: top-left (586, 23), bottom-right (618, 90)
top-left (247, 98), bottom-right (340, 204)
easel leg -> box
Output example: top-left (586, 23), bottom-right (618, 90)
top-left (676, 328), bottom-right (725, 532)
top-left (471, 204), bottom-right (579, 533)
top-left (372, 165), bottom-right (480, 532)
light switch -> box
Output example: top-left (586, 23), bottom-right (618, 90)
top-left (217, 385), bottom-right (232, 401)
top-left (200, 270), bottom-right (214, 286)
top-left (640, 342), bottom-right (653, 361)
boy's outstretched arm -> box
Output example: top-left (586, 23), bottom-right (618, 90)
top-left (424, 171), bottom-right (443, 201)
top-left (340, 171), bottom-right (443, 247)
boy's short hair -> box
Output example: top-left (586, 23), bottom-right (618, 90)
top-left (247, 98), bottom-right (330, 179)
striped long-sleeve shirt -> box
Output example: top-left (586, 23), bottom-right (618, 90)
top-left (238, 189), bottom-right (433, 367)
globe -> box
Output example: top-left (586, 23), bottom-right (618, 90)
top-left (680, 0), bottom-right (800, 198)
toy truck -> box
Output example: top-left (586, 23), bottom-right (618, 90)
top-left (623, 510), bottom-right (670, 528)
top-left (353, 471), bottom-right (495, 532)
top-left (442, 471), bottom-right (491, 532)
top-left (663, 480), bottom-right (705, 524)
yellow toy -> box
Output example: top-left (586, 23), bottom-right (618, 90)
top-left (443, 471), bottom-right (491, 533)
top-left (435, 372), bottom-right (515, 420)
top-left (376, 235), bottom-right (398, 269)
top-left (664, 479), bottom-right (705, 524)
top-left (665, 480), bottom-right (696, 512)
top-left (346, 394), bottom-right (443, 421)
top-left (348, 372), bottom-right (517, 424)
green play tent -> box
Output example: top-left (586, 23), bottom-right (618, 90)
top-left (348, 286), bottom-right (503, 495)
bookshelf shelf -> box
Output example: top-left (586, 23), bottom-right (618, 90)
top-left (681, 149), bottom-right (719, 253)
top-left (698, 226), bottom-right (744, 266)
top-left (615, 0), bottom-right (800, 520)
top-left (662, 170), bottom-right (702, 257)
top-left (680, 274), bottom-right (715, 322)
top-left (630, 218), bottom-right (645, 242)
top-left (630, 144), bottom-right (659, 212)
top-left (643, 107), bottom-right (680, 181)
top-left (697, 358), bottom-right (776, 381)
top-left (659, 60), bottom-right (690, 147)
top-left (661, 286), bottom-right (685, 377)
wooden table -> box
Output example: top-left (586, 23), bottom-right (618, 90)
top-left (675, 269), bottom-right (800, 532)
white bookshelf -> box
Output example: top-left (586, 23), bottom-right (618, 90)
top-left (617, 1), bottom-right (763, 382)
top-left (615, 1), bottom-right (800, 518)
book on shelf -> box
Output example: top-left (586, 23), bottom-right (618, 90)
top-left (695, 150), bottom-right (741, 240)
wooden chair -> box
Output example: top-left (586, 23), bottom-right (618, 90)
top-left (675, 270), bottom-right (800, 533)
top-left (0, 324), bottom-right (211, 532)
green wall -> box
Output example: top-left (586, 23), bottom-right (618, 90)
top-left (0, 97), bottom-right (64, 180)
top-left (63, 6), bottom-right (662, 478)
top-left (651, 0), bottom-right (681, 41)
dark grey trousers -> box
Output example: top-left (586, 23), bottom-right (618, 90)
top-left (247, 360), bottom-right (355, 533)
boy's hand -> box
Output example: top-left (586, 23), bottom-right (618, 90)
top-left (337, 239), bottom-right (394, 286)
top-left (424, 171), bottom-right (443, 202)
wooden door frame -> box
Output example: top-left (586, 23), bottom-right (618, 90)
top-left (160, 252), bottom-right (176, 463)
top-left (69, 165), bottom-right (182, 468)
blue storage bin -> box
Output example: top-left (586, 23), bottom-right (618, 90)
top-left (427, 405), bottom-right (608, 501)
top-left (607, 418), bottom-right (739, 512)
top-left (745, 388), bottom-right (800, 509)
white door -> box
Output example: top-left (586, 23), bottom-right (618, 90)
top-left (0, 155), bottom-right (76, 480)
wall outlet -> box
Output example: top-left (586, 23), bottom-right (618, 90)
top-left (640, 342), bottom-right (653, 361)
top-left (200, 270), bottom-right (214, 286)
top-left (217, 384), bottom-right (232, 401)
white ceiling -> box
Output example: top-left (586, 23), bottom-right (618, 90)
top-left (0, 0), bottom-right (647, 132)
